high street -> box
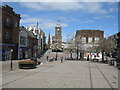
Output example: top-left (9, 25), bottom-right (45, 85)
top-left (1, 51), bottom-right (118, 89)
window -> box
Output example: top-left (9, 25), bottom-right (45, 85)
top-left (13, 34), bottom-right (18, 41)
top-left (94, 37), bottom-right (99, 43)
top-left (15, 21), bottom-right (18, 27)
top-left (82, 37), bottom-right (86, 43)
top-left (5, 32), bottom-right (9, 39)
top-left (20, 36), bottom-right (26, 46)
top-left (4, 32), bottom-right (10, 42)
top-left (6, 17), bottom-right (10, 26)
top-left (88, 37), bottom-right (93, 44)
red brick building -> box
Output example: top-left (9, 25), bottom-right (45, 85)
top-left (1, 5), bottom-right (20, 60)
top-left (75, 30), bottom-right (104, 44)
top-left (75, 30), bottom-right (104, 58)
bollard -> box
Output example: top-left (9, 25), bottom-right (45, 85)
top-left (114, 60), bottom-right (117, 67)
top-left (109, 60), bottom-right (112, 66)
top-left (112, 60), bottom-right (114, 65)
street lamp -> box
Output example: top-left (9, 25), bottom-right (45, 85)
top-left (55, 43), bottom-right (58, 61)
top-left (10, 49), bottom-right (13, 71)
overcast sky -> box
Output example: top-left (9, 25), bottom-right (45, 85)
top-left (2, 1), bottom-right (119, 42)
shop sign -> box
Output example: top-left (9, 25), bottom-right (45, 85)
top-left (0, 43), bottom-right (17, 47)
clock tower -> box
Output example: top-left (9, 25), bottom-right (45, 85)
top-left (52, 18), bottom-right (62, 49)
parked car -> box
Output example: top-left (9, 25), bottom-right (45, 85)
top-left (18, 57), bottom-right (41, 69)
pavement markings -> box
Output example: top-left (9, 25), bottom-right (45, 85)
top-left (95, 63), bottom-right (114, 89)
top-left (88, 63), bottom-right (93, 89)
top-left (2, 61), bottom-right (118, 88)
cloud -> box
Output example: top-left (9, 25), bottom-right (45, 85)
top-left (21, 14), bottom-right (29, 18)
top-left (104, 15), bottom-right (114, 18)
top-left (20, 17), bottom-right (68, 29)
top-left (80, 20), bottom-right (94, 23)
top-left (58, 16), bottom-right (95, 24)
top-left (19, 2), bottom-right (109, 14)
top-left (2, 0), bottom-right (120, 2)
top-left (92, 15), bottom-right (114, 20)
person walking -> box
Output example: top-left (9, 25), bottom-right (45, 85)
top-left (61, 57), bottom-right (63, 63)
top-left (87, 55), bottom-right (89, 61)
top-left (46, 56), bottom-right (49, 62)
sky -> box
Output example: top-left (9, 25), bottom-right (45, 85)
top-left (2, 1), bottom-right (119, 42)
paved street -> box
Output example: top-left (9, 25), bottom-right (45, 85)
top-left (1, 58), bottom-right (118, 88)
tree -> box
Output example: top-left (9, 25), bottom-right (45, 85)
top-left (67, 40), bottom-right (75, 59)
top-left (65, 33), bottom-right (75, 59)
top-left (75, 37), bottom-right (85, 60)
top-left (99, 38), bottom-right (117, 62)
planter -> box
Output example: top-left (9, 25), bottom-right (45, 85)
top-left (18, 60), bottom-right (37, 69)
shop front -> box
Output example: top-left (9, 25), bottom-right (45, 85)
top-left (1, 43), bottom-right (18, 60)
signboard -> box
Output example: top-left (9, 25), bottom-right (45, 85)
top-left (0, 43), bottom-right (18, 47)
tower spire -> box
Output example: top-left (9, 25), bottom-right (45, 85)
top-left (57, 16), bottom-right (61, 27)
top-left (58, 16), bottom-right (60, 22)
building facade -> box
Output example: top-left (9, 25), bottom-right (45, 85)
top-left (26, 25), bottom-right (46, 57)
top-left (75, 30), bottom-right (104, 59)
top-left (1, 5), bottom-right (20, 60)
top-left (52, 19), bottom-right (62, 50)
top-left (26, 28), bottom-right (38, 58)
top-left (19, 26), bottom-right (28, 59)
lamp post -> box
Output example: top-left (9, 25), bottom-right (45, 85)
top-left (10, 49), bottom-right (13, 71)
top-left (76, 41), bottom-right (79, 60)
top-left (55, 43), bottom-right (58, 61)
top-left (56, 50), bottom-right (58, 61)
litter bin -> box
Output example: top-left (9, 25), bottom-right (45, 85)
top-left (108, 60), bottom-right (112, 66)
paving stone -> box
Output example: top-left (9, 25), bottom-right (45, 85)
top-left (1, 60), bottom-right (118, 88)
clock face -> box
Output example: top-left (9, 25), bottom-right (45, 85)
top-left (57, 29), bottom-right (60, 31)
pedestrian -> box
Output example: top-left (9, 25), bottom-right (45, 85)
top-left (46, 56), bottom-right (49, 62)
top-left (61, 57), bottom-right (63, 63)
top-left (87, 55), bottom-right (89, 61)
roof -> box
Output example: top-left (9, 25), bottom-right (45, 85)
top-left (20, 26), bottom-right (36, 38)
top-left (76, 29), bottom-right (104, 34)
top-left (26, 30), bottom-right (36, 38)
top-left (2, 5), bottom-right (20, 17)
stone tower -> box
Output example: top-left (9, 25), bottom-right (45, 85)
top-left (52, 18), bottom-right (62, 49)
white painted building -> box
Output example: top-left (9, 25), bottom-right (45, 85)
top-left (26, 25), bottom-right (46, 57)
top-left (18, 26), bottom-right (28, 59)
